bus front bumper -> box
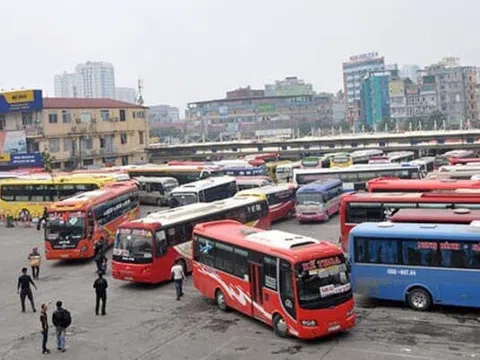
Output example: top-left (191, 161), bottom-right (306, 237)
top-left (296, 213), bottom-right (327, 222)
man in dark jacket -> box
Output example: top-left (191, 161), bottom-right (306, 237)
top-left (93, 271), bottom-right (108, 315)
top-left (52, 301), bottom-right (70, 352)
top-left (40, 303), bottom-right (51, 354)
top-left (17, 267), bottom-right (37, 312)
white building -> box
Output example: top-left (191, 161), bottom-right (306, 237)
top-left (115, 87), bottom-right (137, 104)
top-left (400, 65), bottom-right (421, 83)
top-left (75, 61), bottom-right (116, 99)
top-left (54, 72), bottom-right (80, 97)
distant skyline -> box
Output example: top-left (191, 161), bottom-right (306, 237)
top-left (1, 0), bottom-right (479, 113)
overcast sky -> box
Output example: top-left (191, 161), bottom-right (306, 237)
top-left (1, 0), bottom-right (479, 114)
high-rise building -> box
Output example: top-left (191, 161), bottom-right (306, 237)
top-left (75, 61), bottom-right (116, 99)
top-left (400, 65), bottom-right (421, 82)
top-left (264, 77), bottom-right (314, 97)
top-left (54, 72), bottom-right (80, 98)
top-left (115, 87), bottom-right (137, 104)
top-left (343, 53), bottom-right (385, 124)
top-left (360, 70), bottom-right (391, 128)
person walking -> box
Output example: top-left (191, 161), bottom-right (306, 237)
top-left (52, 301), bottom-right (71, 352)
top-left (93, 271), bottom-right (108, 315)
top-left (28, 247), bottom-right (41, 280)
top-left (40, 303), bottom-right (51, 354)
top-left (170, 259), bottom-right (186, 300)
top-left (17, 267), bottom-right (37, 312)
top-left (94, 241), bottom-right (106, 273)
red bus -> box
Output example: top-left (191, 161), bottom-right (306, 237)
top-left (366, 178), bottom-right (480, 193)
top-left (235, 183), bottom-right (297, 222)
top-left (448, 157), bottom-right (480, 166)
top-left (434, 150), bottom-right (476, 169)
top-left (192, 220), bottom-right (356, 339)
top-left (44, 181), bottom-right (140, 260)
top-left (339, 190), bottom-right (480, 252)
top-left (390, 208), bottom-right (480, 224)
top-left (112, 195), bottom-right (270, 284)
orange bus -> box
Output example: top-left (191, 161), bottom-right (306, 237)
top-left (44, 181), bottom-right (140, 260)
top-left (366, 178), bottom-right (480, 193)
top-left (192, 220), bottom-right (356, 339)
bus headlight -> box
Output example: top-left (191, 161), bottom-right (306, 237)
top-left (301, 320), bottom-right (317, 327)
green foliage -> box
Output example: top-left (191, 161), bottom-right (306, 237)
top-left (41, 151), bottom-right (55, 174)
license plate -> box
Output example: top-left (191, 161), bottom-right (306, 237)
top-left (328, 324), bottom-right (341, 332)
top-left (124, 277), bottom-right (133, 281)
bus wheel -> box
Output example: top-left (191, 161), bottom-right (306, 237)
top-left (407, 287), bottom-right (431, 311)
top-left (215, 289), bottom-right (228, 312)
top-left (273, 314), bottom-right (288, 338)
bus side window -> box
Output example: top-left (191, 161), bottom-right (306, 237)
top-left (155, 230), bottom-right (167, 257)
top-left (263, 256), bottom-right (277, 290)
top-left (279, 260), bottom-right (296, 320)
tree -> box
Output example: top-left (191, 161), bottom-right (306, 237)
top-left (41, 151), bottom-right (55, 174)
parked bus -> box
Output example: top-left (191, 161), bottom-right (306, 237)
top-left (294, 163), bottom-right (422, 192)
top-left (236, 183), bottom-right (297, 222)
top-left (349, 221), bottom-right (480, 311)
top-left (266, 161), bottom-right (291, 181)
top-left (434, 149), bottom-right (476, 169)
top-left (301, 156), bottom-right (323, 169)
top-left (244, 152), bottom-right (279, 163)
top-left (448, 157), bottom-right (480, 166)
top-left (330, 153), bottom-right (353, 168)
top-left (134, 176), bottom-right (179, 206)
top-left (170, 176), bottom-right (237, 207)
top-left (275, 161), bottom-right (301, 183)
top-left (390, 208), bottom-right (480, 225)
top-left (0, 175), bottom-right (117, 220)
top-left (295, 179), bottom-right (343, 222)
top-left (112, 195), bottom-right (271, 284)
top-left (439, 164), bottom-right (480, 173)
top-left (426, 170), bottom-right (480, 180)
top-left (127, 165), bottom-right (224, 185)
top-left (192, 220), bottom-right (356, 339)
top-left (223, 166), bottom-right (267, 177)
top-left (351, 149), bottom-right (383, 164)
top-left (339, 190), bottom-right (480, 252)
top-left (366, 178), bottom-right (480, 193)
top-left (236, 176), bottom-right (273, 191)
top-left (44, 181), bottom-right (140, 260)
top-left (409, 156), bottom-right (435, 174)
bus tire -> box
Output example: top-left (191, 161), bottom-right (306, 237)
top-left (407, 287), bottom-right (431, 311)
top-left (272, 314), bottom-right (288, 338)
top-left (215, 289), bottom-right (228, 312)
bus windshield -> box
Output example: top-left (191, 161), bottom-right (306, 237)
top-left (171, 192), bottom-right (198, 206)
top-left (46, 212), bottom-right (86, 240)
top-left (296, 192), bottom-right (324, 205)
top-left (295, 256), bottom-right (351, 310)
top-left (114, 229), bottom-right (153, 261)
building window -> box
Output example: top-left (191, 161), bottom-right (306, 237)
top-left (121, 155), bottom-right (129, 166)
top-left (49, 139), bottom-right (60, 153)
top-left (63, 138), bottom-right (73, 152)
top-left (62, 110), bottom-right (72, 123)
top-left (0, 115), bottom-right (5, 130)
top-left (99, 136), bottom-right (105, 149)
top-left (100, 110), bottom-right (109, 122)
top-left (85, 138), bottom-right (93, 149)
top-left (80, 111), bottom-right (91, 123)
top-left (48, 113), bottom-right (58, 124)
top-left (119, 109), bottom-right (126, 121)
top-left (139, 131), bottom-right (144, 145)
top-left (120, 133), bottom-right (127, 144)
top-left (83, 159), bottom-right (94, 166)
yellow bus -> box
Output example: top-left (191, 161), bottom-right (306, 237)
top-left (0, 175), bottom-right (117, 220)
top-left (266, 161), bottom-right (291, 182)
top-left (330, 153), bottom-right (353, 168)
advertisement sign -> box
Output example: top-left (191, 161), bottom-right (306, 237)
top-left (256, 103), bottom-right (275, 113)
top-left (0, 89), bottom-right (43, 113)
top-left (0, 130), bottom-right (27, 162)
top-left (10, 153), bottom-right (43, 167)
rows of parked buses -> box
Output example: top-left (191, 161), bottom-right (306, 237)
top-left (3, 148), bottom-right (480, 339)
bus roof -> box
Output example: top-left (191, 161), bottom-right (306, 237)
top-left (294, 163), bottom-right (417, 175)
top-left (128, 164), bottom-right (221, 173)
top-left (0, 175), bottom-right (113, 185)
top-left (343, 189), bottom-right (480, 202)
top-left (133, 176), bottom-right (178, 183)
top-left (235, 183), bottom-right (296, 197)
top-left (119, 195), bottom-right (266, 229)
top-left (48, 181), bottom-right (137, 212)
top-left (426, 171), bottom-right (480, 180)
top-left (366, 178), bottom-right (480, 191)
top-left (297, 179), bottom-right (342, 193)
top-left (170, 176), bottom-right (235, 194)
top-left (390, 208), bottom-right (480, 224)
top-left (350, 221), bottom-right (480, 241)
top-left (235, 176), bottom-right (273, 185)
top-left (194, 220), bottom-right (343, 262)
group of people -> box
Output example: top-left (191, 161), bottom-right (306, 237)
top-left (18, 242), bottom-right (187, 355)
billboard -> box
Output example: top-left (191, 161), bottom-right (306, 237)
top-left (0, 130), bottom-right (27, 163)
top-left (0, 89), bottom-right (43, 113)
top-left (10, 153), bottom-right (43, 167)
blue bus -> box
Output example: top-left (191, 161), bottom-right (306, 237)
top-left (348, 222), bottom-right (480, 311)
top-left (295, 179), bottom-right (343, 222)
top-left (222, 166), bottom-right (267, 177)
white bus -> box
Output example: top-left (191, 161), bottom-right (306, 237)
top-left (293, 163), bottom-right (422, 192)
top-left (134, 176), bottom-right (179, 206)
top-left (170, 176), bottom-right (238, 207)
top-left (438, 165), bottom-right (480, 173)
top-left (409, 156), bottom-right (435, 174)
top-left (275, 161), bottom-right (302, 183)
top-left (351, 149), bottom-right (384, 164)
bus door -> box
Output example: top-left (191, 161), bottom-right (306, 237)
top-left (248, 260), bottom-right (266, 321)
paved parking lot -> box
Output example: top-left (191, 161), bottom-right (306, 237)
top-left (1, 207), bottom-right (479, 359)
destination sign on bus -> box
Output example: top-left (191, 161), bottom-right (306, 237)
top-left (301, 256), bottom-right (342, 272)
